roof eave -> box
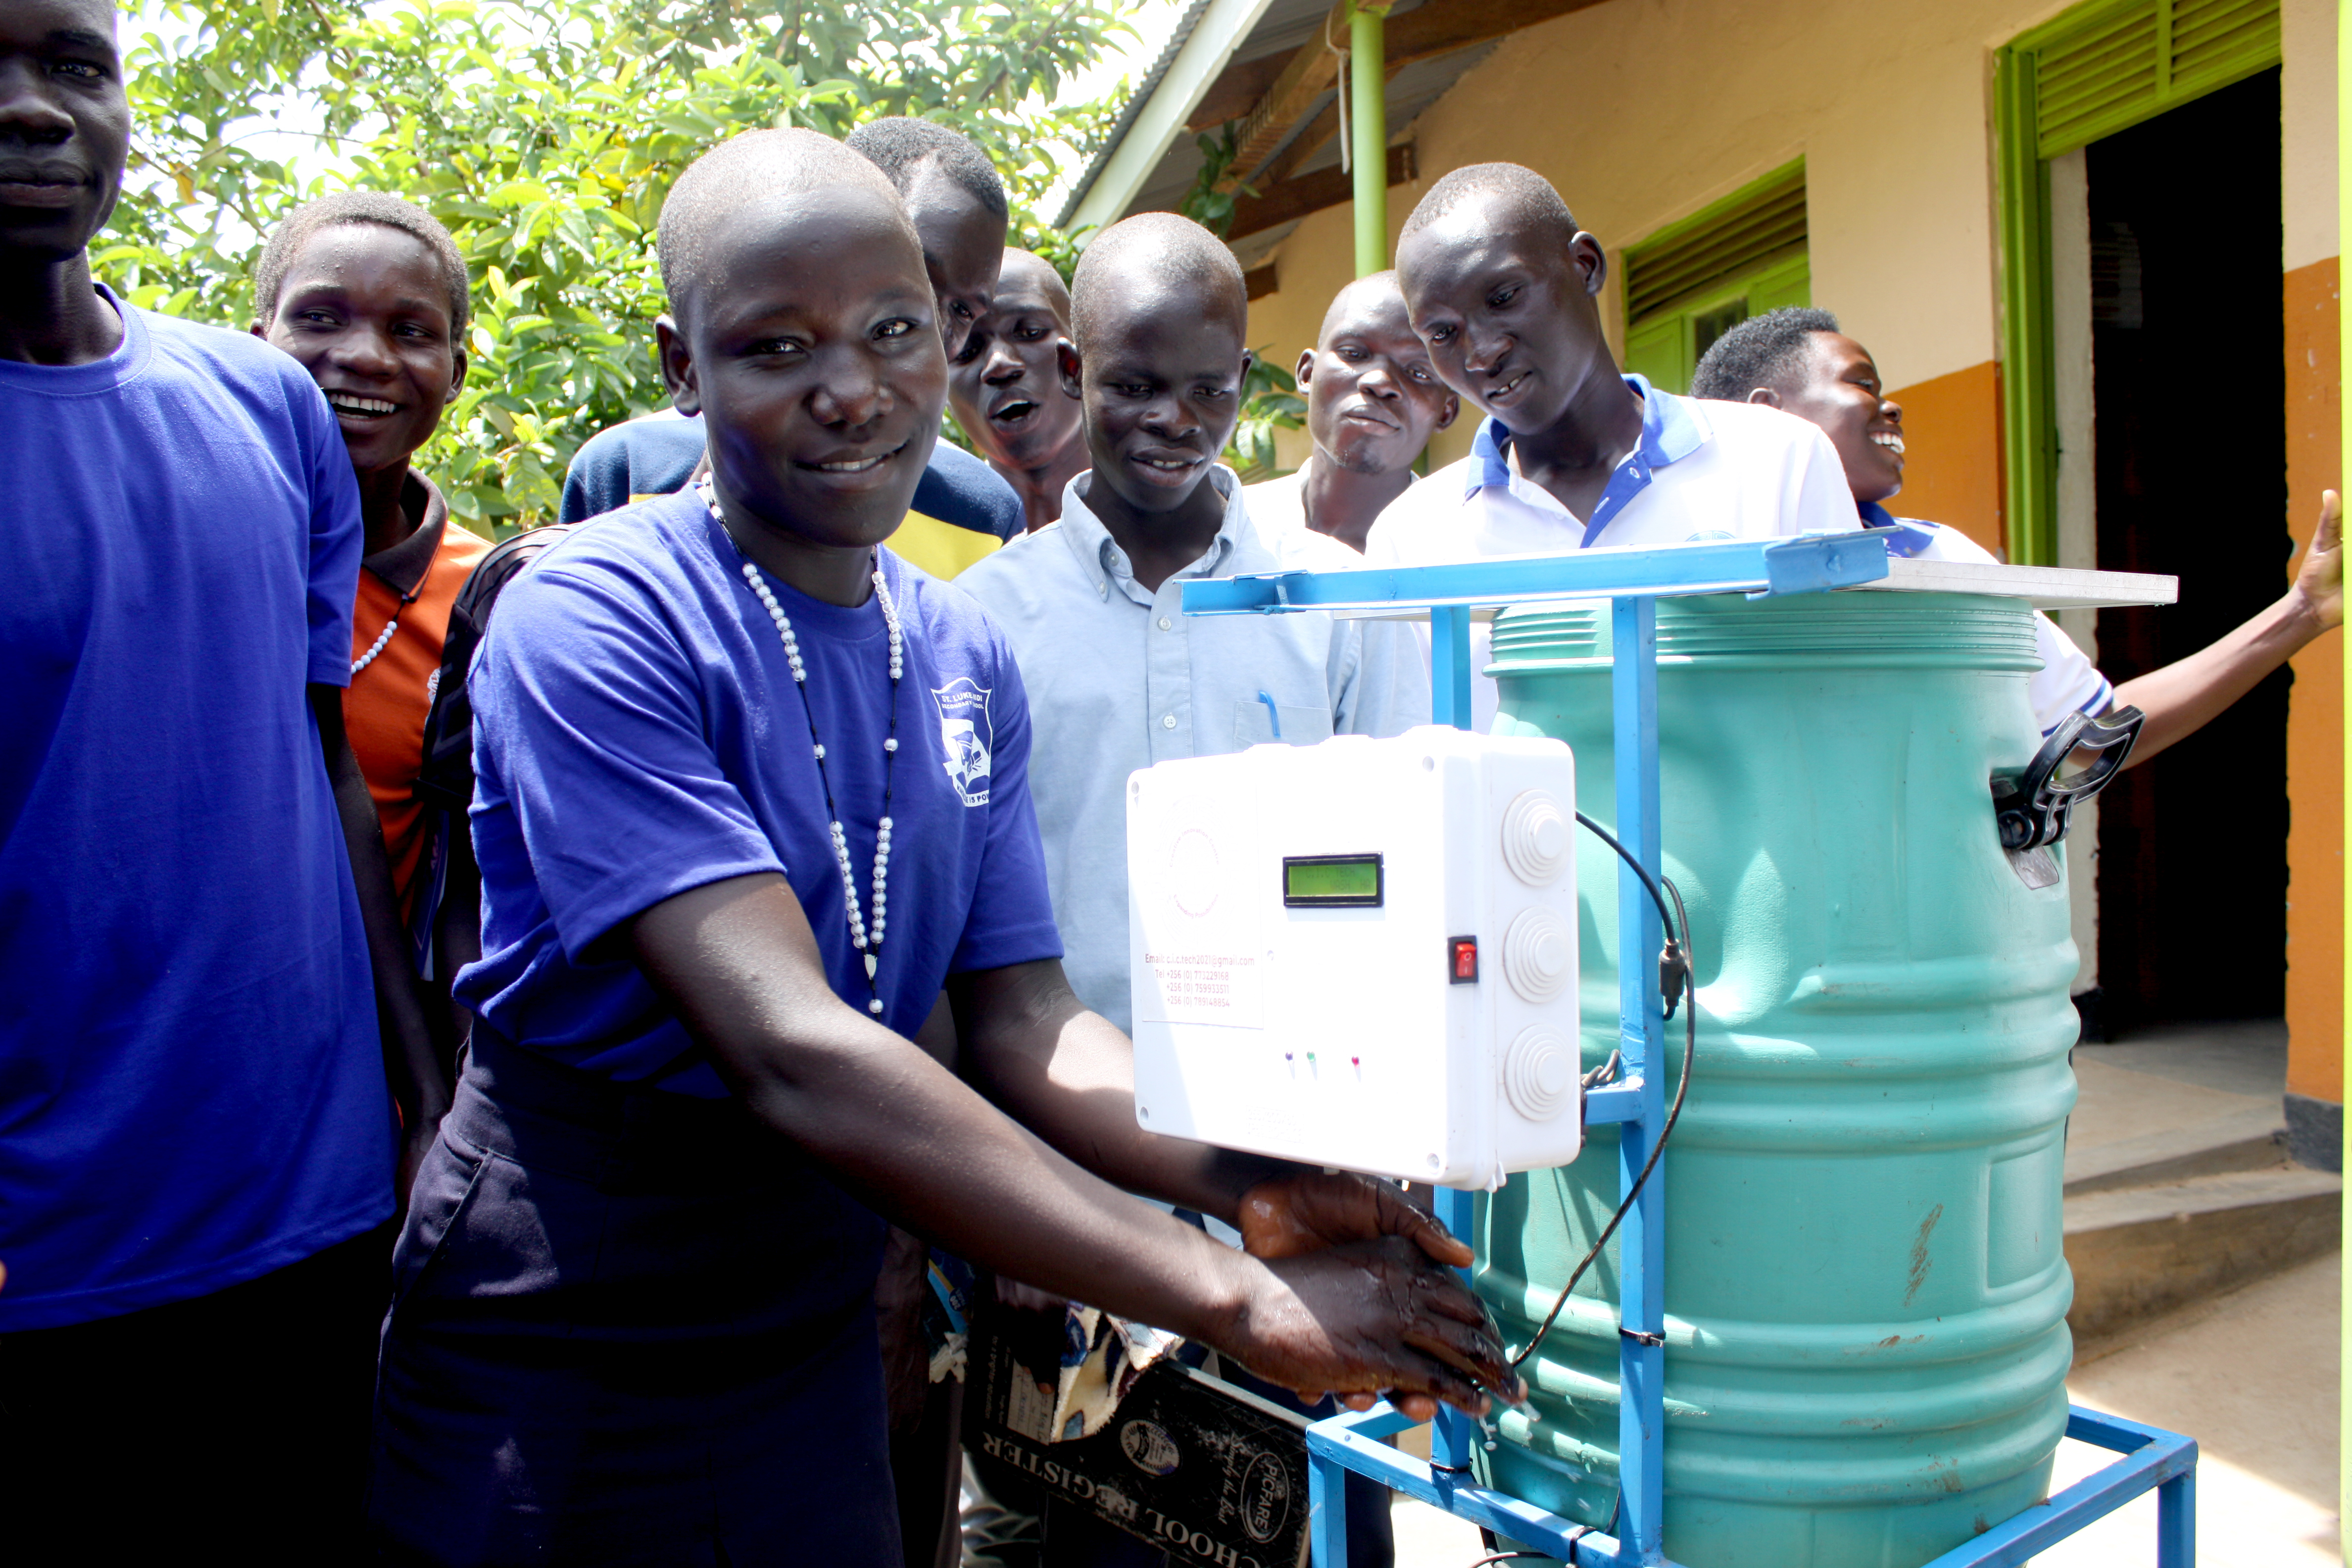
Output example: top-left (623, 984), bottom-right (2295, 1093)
top-left (1057, 0), bottom-right (1286, 234)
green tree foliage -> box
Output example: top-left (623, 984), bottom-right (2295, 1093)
top-left (1227, 348), bottom-right (1303, 483)
top-left (105, 0), bottom-right (1130, 527)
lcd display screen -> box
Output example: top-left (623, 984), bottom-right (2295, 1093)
top-left (1282, 854), bottom-right (1383, 908)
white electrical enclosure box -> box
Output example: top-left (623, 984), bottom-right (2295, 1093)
top-left (1126, 727), bottom-right (1583, 1189)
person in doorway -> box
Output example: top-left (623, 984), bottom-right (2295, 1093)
top-left (953, 211), bottom-right (1429, 1568)
top-left (1369, 163), bottom-right (1860, 729)
top-left (559, 117), bottom-right (1021, 577)
top-left (1245, 270), bottom-right (1457, 551)
top-left (367, 131), bottom-right (1517, 1568)
top-left (1691, 306), bottom-right (2344, 759)
top-left (948, 247), bottom-right (1086, 533)
top-left (0, 3), bottom-right (432, 1556)
top-left (254, 191), bottom-right (490, 1091)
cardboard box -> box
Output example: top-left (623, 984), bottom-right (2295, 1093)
top-left (964, 1306), bottom-right (1313, 1568)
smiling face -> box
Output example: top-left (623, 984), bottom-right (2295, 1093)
top-left (262, 223), bottom-right (464, 481)
top-left (1068, 279), bottom-right (1248, 517)
top-left (0, 0), bottom-right (128, 265)
top-left (1772, 332), bottom-right (1905, 505)
top-left (903, 161), bottom-right (1005, 362)
top-left (662, 184), bottom-right (946, 551)
top-left (949, 250), bottom-right (1079, 471)
top-left (1396, 194), bottom-right (1610, 436)
top-left (1300, 277), bottom-right (1457, 476)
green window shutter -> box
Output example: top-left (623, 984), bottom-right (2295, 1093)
top-left (1624, 161), bottom-right (1807, 324)
top-left (1742, 254), bottom-right (1812, 317)
top-left (1621, 161), bottom-right (1810, 395)
top-left (1994, 0), bottom-right (2277, 565)
top-left (1622, 316), bottom-right (1687, 398)
top-left (2025, 0), bottom-right (2279, 159)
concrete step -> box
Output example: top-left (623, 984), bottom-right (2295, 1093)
top-left (2063, 1168), bottom-right (2342, 1342)
top-left (2063, 1101), bottom-right (2291, 1196)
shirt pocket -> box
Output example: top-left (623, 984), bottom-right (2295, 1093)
top-left (1233, 698), bottom-right (1335, 748)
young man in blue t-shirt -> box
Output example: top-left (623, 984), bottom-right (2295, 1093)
top-left (0, 1), bottom-right (440, 1556)
top-left (370, 129), bottom-right (1519, 1568)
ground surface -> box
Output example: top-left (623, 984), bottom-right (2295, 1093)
top-left (1391, 1250), bottom-right (2340, 1563)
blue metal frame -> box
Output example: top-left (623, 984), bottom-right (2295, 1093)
top-left (1178, 536), bottom-right (2199, 1568)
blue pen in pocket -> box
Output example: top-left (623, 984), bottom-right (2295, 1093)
top-left (1256, 690), bottom-right (1281, 739)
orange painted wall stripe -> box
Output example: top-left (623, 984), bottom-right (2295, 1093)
top-left (1886, 360), bottom-right (2006, 558)
top-left (2286, 255), bottom-right (2344, 1104)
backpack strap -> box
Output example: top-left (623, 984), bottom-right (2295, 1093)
top-left (408, 521), bottom-right (579, 985)
top-left (414, 522), bottom-right (579, 814)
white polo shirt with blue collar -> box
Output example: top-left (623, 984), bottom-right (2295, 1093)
top-left (1363, 376), bottom-right (1861, 730)
top-left (1862, 503), bottom-right (2112, 735)
top-left (954, 465), bottom-right (1428, 1031)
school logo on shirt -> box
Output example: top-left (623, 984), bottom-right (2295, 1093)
top-left (933, 677), bottom-right (993, 807)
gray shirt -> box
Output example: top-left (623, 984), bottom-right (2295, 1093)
top-left (955, 466), bottom-right (1429, 1030)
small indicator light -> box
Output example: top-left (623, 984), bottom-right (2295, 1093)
top-left (1350, 1056), bottom-right (1360, 1068)
top-left (1448, 936), bottom-right (1479, 983)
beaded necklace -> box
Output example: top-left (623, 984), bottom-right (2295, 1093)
top-left (699, 477), bottom-right (903, 1016)
top-left (351, 582), bottom-right (421, 675)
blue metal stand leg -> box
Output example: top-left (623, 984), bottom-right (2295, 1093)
top-left (1610, 596), bottom-right (1667, 1565)
top-left (1311, 1440), bottom-right (1348, 1567)
top-left (1431, 1183), bottom-right (1478, 1476)
top-left (2156, 1470), bottom-right (2194, 1567)
top-left (1430, 605), bottom-right (1474, 732)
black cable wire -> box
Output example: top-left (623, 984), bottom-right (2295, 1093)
top-left (1573, 812), bottom-right (1674, 946)
top-left (1507, 817), bottom-right (1698, 1375)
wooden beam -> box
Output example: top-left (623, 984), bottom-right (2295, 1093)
top-left (1219, 0), bottom-right (1364, 188)
top-left (1247, 57), bottom-right (1407, 193)
top-left (1186, 51), bottom-right (1288, 133)
top-left (1377, 0), bottom-right (1608, 72)
top-left (1243, 261), bottom-right (1279, 300)
top-left (1228, 141), bottom-right (1415, 242)
top-left (1204, 0), bottom-right (1610, 190)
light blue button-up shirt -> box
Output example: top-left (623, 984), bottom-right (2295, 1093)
top-left (954, 466), bottom-right (1429, 1030)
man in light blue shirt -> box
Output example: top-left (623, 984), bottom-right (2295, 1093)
top-left (953, 200), bottom-right (1426, 1568)
top-left (955, 213), bottom-right (1426, 1033)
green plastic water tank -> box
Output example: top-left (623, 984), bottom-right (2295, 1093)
top-left (1478, 590), bottom-right (2078, 1568)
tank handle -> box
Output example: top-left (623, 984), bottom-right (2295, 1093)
top-left (1990, 705), bottom-right (2147, 851)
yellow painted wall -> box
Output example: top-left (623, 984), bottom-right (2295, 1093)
top-left (1250, 0), bottom-right (2103, 473)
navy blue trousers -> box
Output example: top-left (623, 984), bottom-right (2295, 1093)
top-left (369, 1030), bottom-right (897, 1566)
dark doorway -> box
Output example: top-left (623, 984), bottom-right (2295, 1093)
top-left (2090, 68), bottom-right (2288, 1030)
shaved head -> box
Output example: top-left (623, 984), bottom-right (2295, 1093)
top-left (997, 248), bottom-right (1071, 323)
top-left (1319, 270), bottom-right (1406, 344)
top-left (1070, 212), bottom-right (1246, 349)
top-left (657, 129), bottom-right (916, 325)
top-left (1400, 163), bottom-right (1578, 253)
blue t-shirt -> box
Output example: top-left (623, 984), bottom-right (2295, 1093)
top-left (0, 291), bottom-right (390, 1331)
top-left (456, 490), bottom-right (1062, 1093)
top-left (559, 409), bottom-right (1025, 541)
